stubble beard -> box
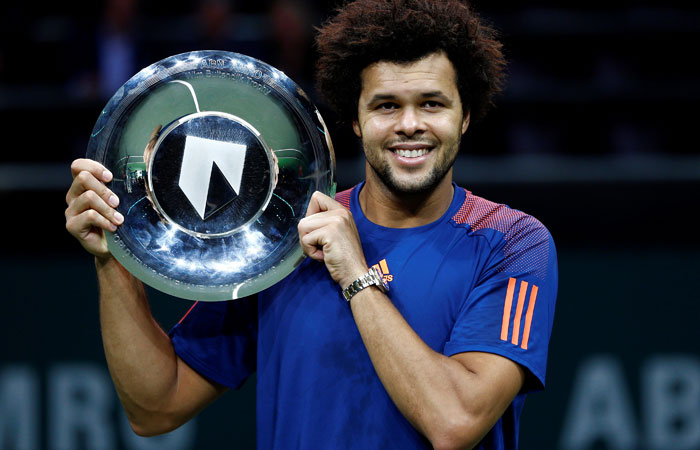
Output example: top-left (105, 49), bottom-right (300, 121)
top-left (365, 142), bottom-right (461, 196)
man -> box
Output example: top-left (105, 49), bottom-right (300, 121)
top-left (65, 0), bottom-right (557, 448)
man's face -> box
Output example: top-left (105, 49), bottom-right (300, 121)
top-left (353, 51), bottom-right (469, 195)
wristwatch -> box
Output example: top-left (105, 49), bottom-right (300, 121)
top-left (342, 266), bottom-right (389, 301)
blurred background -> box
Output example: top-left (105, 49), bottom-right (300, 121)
top-left (1, 0), bottom-right (699, 448)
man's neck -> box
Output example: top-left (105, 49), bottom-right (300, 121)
top-left (358, 165), bottom-right (455, 228)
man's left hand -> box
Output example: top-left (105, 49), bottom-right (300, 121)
top-left (298, 191), bottom-right (368, 289)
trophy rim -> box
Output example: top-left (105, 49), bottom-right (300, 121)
top-left (88, 50), bottom-right (336, 301)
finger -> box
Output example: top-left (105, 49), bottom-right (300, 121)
top-left (66, 190), bottom-right (124, 227)
top-left (66, 210), bottom-right (113, 258)
top-left (300, 228), bottom-right (326, 261)
top-left (70, 158), bottom-right (112, 183)
top-left (66, 169), bottom-right (119, 208)
top-left (305, 191), bottom-right (343, 217)
top-left (66, 209), bottom-right (117, 241)
top-left (297, 209), bottom-right (340, 236)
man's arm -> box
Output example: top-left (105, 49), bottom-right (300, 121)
top-left (298, 192), bottom-right (524, 450)
top-left (96, 257), bottom-right (227, 435)
top-left (65, 159), bottom-right (227, 436)
top-left (348, 286), bottom-right (524, 450)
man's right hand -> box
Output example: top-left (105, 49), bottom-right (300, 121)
top-left (65, 158), bottom-right (124, 259)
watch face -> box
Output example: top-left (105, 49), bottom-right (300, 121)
top-left (370, 266), bottom-right (389, 292)
top-left (87, 51), bottom-right (335, 301)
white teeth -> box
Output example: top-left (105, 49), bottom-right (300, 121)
top-left (395, 149), bottom-right (428, 158)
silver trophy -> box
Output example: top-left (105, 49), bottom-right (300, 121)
top-left (87, 51), bottom-right (335, 301)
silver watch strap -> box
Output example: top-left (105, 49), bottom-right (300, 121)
top-left (342, 266), bottom-right (387, 301)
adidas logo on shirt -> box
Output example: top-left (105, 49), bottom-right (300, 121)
top-left (371, 259), bottom-right (393, 284)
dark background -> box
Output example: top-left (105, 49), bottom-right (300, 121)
top-left (1, 1), bottom-right (699, 449)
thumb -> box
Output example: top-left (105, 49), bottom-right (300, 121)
top-left (305, 191), bottom-right (341, 217)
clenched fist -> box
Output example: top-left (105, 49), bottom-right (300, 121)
top-left (297, 192), bottom-right (368, 289)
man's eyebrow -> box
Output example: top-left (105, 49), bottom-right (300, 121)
top-left (365, 91), bottom-right (453, 105)
top-left (421, 91), bottom-right (452, 102)
top-left (366, 93), bottom-right (398, 105)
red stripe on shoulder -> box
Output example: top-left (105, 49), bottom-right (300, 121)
top-left (335, 187), bottom-right (353, 210)
top-left (452, 189), bottom-right (551, 281)
top-left (177, 301), bottom-right (199, 325)
top-left (451, 189), bottom-right (527, 233)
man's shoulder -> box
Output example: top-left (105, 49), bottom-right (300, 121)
top-left (334, 186), bottom-right (354, 209)
top-left (449, 188), bottom-right (555, 283)
top-left (450, 188), bottom-right (551, 244)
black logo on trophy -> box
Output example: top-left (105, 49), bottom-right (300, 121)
top-left (149, 112), bottom-right (274, 237)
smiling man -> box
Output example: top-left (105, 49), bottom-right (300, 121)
top-left (65, 0), bottom-right (557, 449)
top-left (356, 52), bottom-right (468, 196)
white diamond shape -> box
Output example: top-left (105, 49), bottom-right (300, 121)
top-left (178, 136), bottom-right (247, 220)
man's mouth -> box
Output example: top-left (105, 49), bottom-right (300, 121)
top-left (389, 142), bottom-right (434, 158)
top-left (394, 148), bottom-right (430, 158)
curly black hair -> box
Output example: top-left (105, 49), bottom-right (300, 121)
top-left (315, 0), bottom-right (506, 123)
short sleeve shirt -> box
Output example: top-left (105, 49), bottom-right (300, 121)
top-left (170, 183), bottom-right (558, 449)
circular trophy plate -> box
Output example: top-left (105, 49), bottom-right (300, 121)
top-left (87, 51), bottom-right (335, 301)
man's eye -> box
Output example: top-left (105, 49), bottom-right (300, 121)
top-left (424, 101), bottom-right (443, 108)
top-left (377, 103), bottom-right (398, 110)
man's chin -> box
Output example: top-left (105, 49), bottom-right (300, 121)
top-left (368, 158), bottom-right (451, 196)
top-left (382, 173), bottom-right (447, 196)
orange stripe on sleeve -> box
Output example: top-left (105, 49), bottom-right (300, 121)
top-left (511, 280), bottom-right (529, 345)
top-left (379, 259), bottom-right (389, 275)
top-left (521, 285), bottom-right (539, 350)
top-left (500, 278), bottom-right (517, 341)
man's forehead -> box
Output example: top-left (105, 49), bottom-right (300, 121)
top-left (373, 50), bottom-right (451, 66)
top-left (359, 52), bottom-right (458, 95)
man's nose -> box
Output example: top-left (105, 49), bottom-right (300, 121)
top-left (393, 107), bottom-right (424, 136)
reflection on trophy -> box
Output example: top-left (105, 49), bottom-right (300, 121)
top-left (87, 51), bottom-right (335, 301)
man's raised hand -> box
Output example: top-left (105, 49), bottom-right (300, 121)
top-left (65, 158), bottom-right (123, 259)
top-left (297, 191), bottom-right (368, 290)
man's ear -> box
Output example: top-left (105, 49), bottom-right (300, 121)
top-left (352, 120), bottom-right (362, 138)
top-left (462, 110), bottom-right (471, 135)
